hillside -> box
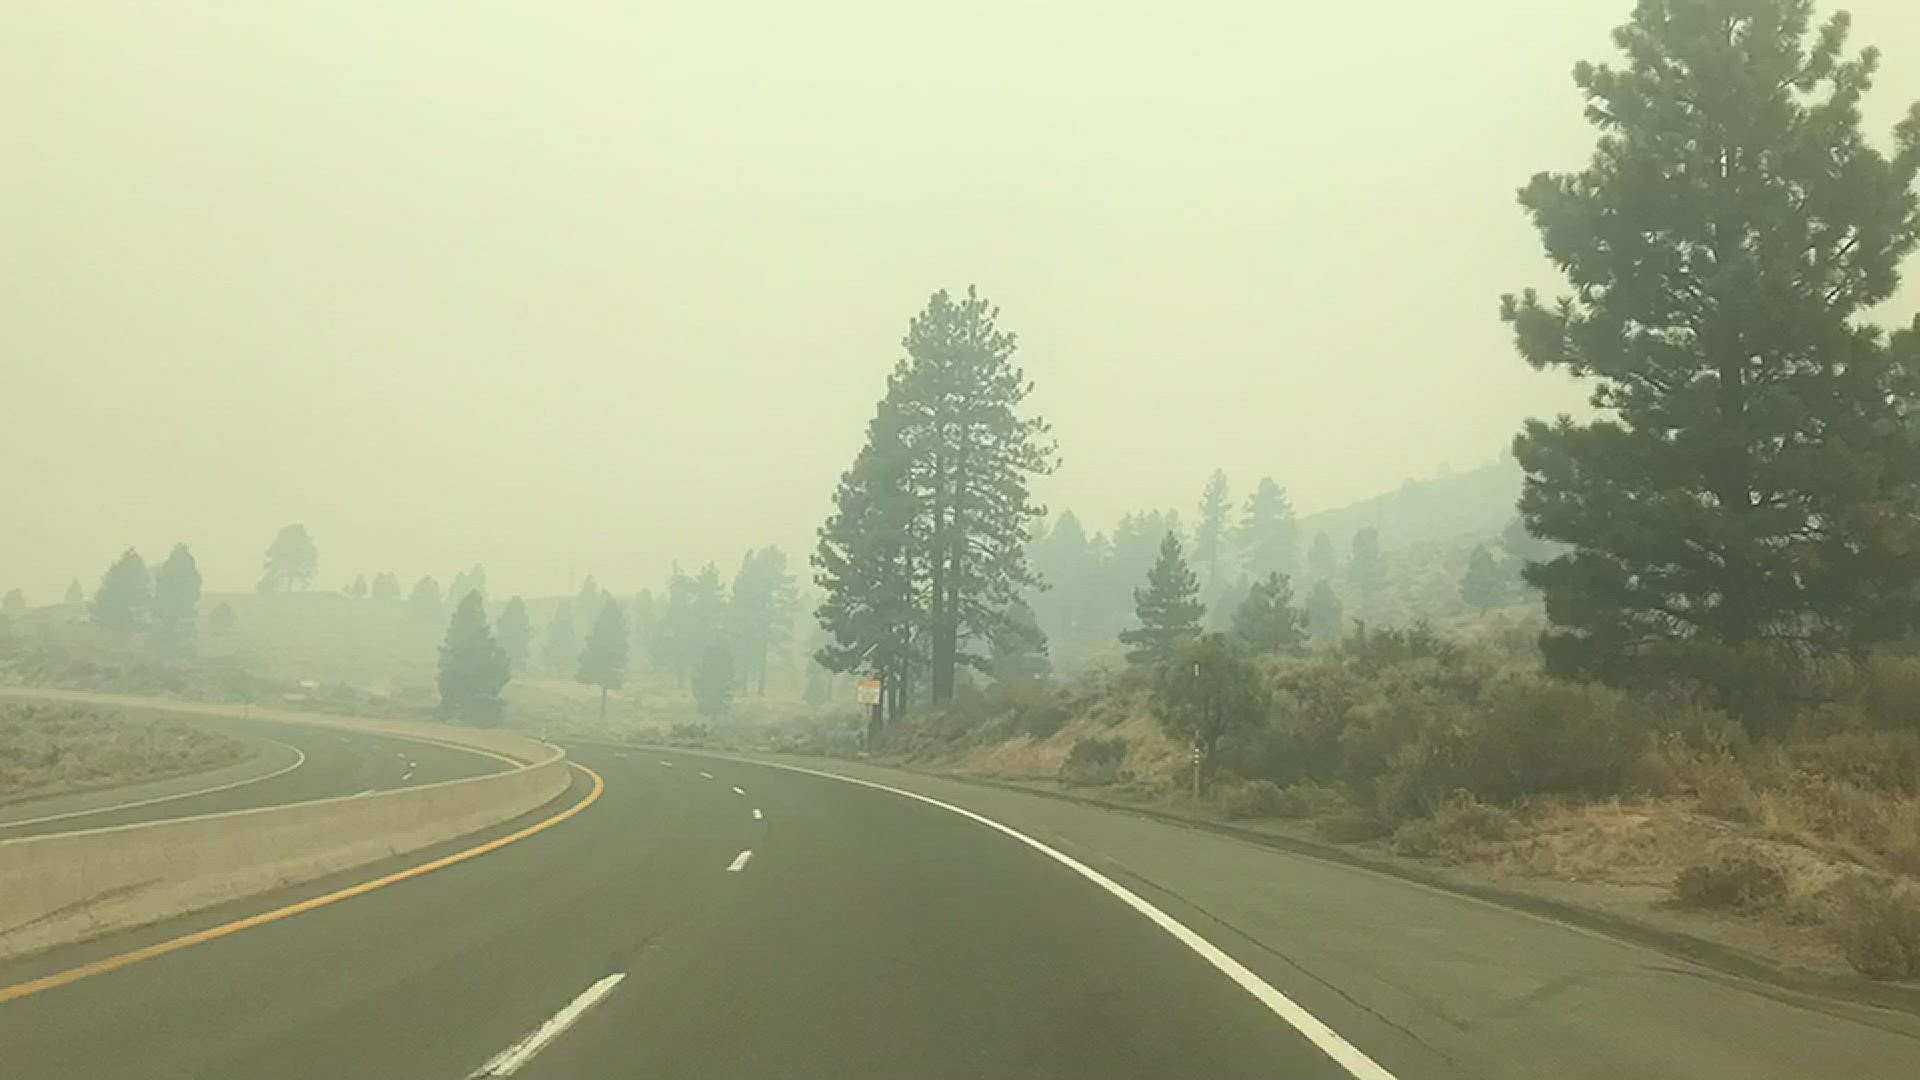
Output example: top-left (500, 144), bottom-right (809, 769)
top-left (1296, 457), bottom-right (1522, 554)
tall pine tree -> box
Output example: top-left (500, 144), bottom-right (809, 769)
top-left (1460, 545), bottom-right (1505, 614)
top-left (542, 600), bottom-right (578, 674)
top-left (1237, 477), bottom-right (1297, 580)
top-left (497, 596), bottom-right (532, 673)
top-left (1503, 0), bottom-right (1920, 714)
top-left (91, 549), bottom-right (151, 634)
top-left (1120, 532), bottom-right (1205, 667)
top-left (576, 591), bottom-right (629, 717)
top-left (1307, 580), bottom-right (1345, 644)
top-left (1348, 527), bottom-right (1385, 598)
top-left (1307, 531), bottom-right (1338, 582)
top-left (437, 591), bottom-right (510, 725)
top-left (1193, 470), bottom-right (1233, 590)
top-left (1230, 572), bottom-right (1306, 656)
top-left (260, 524), bottom-right (318, 593)
top-left (730, 547), bottom-right (798, 695)
top-left (151, 543), bottom-right (202, 654)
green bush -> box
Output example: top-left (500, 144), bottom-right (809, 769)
top-left (1673, 847), bottom-right (1789, 913)
top-left (1214, 779), bottom-right (1285, 820)
top-left (1825, 876), bottom-right (1920, 979)
top-left (1060, 736), bottom-right (1128, 787)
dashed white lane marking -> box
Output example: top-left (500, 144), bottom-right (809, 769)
top-left (396, 752), bottom-right (408, 760)
top-left (467, 972), bottom-right (626, 1076)
top-left (401, 771), bottom-right (415, 782)
top-left (658, 761), bottom-right (674, 768)
top-left (752, 808), bottom-right (763, 821)
top-left (698, 771), bottom-right (714, 780)
top-left (725, 849), bottom-right (753, 872)
top-left (0, 740), bottom-right (308, 832)
top-left (731, 786), bottom-right (745, 796)
top-left (614, 752), bottom-right (628, 758)
top-left (727, 759), bottom-right (1400, 1080)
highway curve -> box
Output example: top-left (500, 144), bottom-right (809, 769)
top-left (0, 745), bottom-right (1916, 1079)
top-left (0, 708), bottom-right (509, 839)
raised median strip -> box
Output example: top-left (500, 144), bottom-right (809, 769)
top-left (0, 693), bottom-right (573, 962)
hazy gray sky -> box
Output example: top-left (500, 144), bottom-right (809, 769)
top-left (6, 1), bottom-right (1917, 599)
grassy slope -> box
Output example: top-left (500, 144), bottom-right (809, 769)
top-left (0, 701), bottom-right (250, 804)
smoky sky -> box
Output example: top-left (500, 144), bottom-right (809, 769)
top-left (5, 1), bottom-right (1917, 600)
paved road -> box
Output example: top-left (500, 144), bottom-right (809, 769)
top-left (0, 710), bottom-right (508, 838)
top-left (0, 745), bottom-right (1915, 1079)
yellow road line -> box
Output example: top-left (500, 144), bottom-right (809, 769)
top-left (0, 763), bottom-right (605, 1006)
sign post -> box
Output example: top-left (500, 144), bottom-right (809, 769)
top-left (857, 675), bottom-right (884, 746)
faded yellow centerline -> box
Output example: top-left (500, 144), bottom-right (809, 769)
top-left (0, 763), bottom-right (605, 1005)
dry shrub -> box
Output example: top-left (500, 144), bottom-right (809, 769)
top-left (1824, 876), bottom-right (1920, 979)
top-left (1316, 812), bottom-right (1393, 843)
top-left (1214, 779), bottom-right (1285, 820)
top-left (1391, 794), bottom-right (1520, 862)
top-left (1059, 735), bottom-right (1128, 787)
top-left (1673, 845), bottom-right (1790, 913)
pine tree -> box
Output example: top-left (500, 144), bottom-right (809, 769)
top-left (260, 524), bottom-right (318, 593)
top-left (1307, 580), bottom-right (1345, 643)
top-left (814, 286), bottom-right (1057, 710)
top-left (1307, 531), bottom-right (1338, 582)
top-left (348, 574), bottom-right (369, 599)
top-left (988, 598), bottom-right (1051, 688)
top-left (542, 601), bottom-right (577, 674)
top-left (151, 543), bottom-right (203, 654)
top-left (1193, 470), bottom-right (1233, 590)
top-left (64, 580), bottom-right (83, 605)
top-left (208, 601), bottom-right (236, 637)
top-left (691, 639), bottom-right (734, 718)
top-left (448, 565), bottom-right (487, 607)
top-left (91, 549), bottom-right (151, 634)
top-left (1237, 478), bottom-right (1297, 580)
top-left (408, 576), bottom-right (443, 624)
top-left (2, 589), bottom-right (24, 612)
top-left (497, 596), bottom-right (532, 673)
top-left (371, 572), bottom-right (401, 603)
top-left (1503, 0), bottom-right (1920, 714)
top-left (1230, 572), bottom-right (1306, 656)
top-left (1120, 532), bottom-right (1205, 667)
top-left (1026, 511), bottom-right (1104, 655)
top-left (575, 575), bottom-right (601, 626)
top-left (1460, 545), bottom-right (1504, 614)
top-left (437, 591), bottom-right (510, 725)
top-left (729, 547), bottom-right (798, 695)
top-left (1348, 527), bottom-right (1385, 598)
top-left (576, 591), bottom-right (629, 716)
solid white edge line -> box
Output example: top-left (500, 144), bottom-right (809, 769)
top-left (353, 788), bottom-right (376, 798)
top-left (731, 785), bottom-right (745, 796)
top-left (726, 849), bottom-right (753, 872)
top-left (751, 808), bottom-right (763, 821)
top-left (469, 972), bottom-right (627, 1077)
top-left (734, 759), bottom-right (1399, 1080)
top-left (0, 739), bottom-right (309, 831)
top-left (699, 771), bottom-right (714, 780)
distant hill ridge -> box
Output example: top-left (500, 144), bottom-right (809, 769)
top-left (1297, 458), bottom-right (1521, 552)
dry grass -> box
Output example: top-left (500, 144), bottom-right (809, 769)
top-left (0, 702), bottom-right (249, 803)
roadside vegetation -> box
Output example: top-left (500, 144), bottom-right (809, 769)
top-left (0, 702), bottom-right (250, 804)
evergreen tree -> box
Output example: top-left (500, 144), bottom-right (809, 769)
top-left (575, 575), bottom-right (602, 626)
top-left (628, 589), bottom-right (661, 672)
top-left (1307, 531), bottom-right (1338, 582)
top-left (1193, 470), bottom-right (1233, 590)
top-left (542, 600), bottom-right (578, 674)
top-left (803, 662), bottom-right (831, 707)
top-left (576, 591), bottom-right (629, 716)
top-left (730, 546), bottom-right (798, 695)
top-left (1120, 532), bottom-right (1205, 667)
top-left (1307, 580), bottom-right (1345, 643)
top-left (691, 638), bottom-right (734, 718)
top-left (1460, 545), bottom-right (1505, 614)
top-left (348, 574), bottom-right (369, 599)
top-left (448, 565), bottom-right (487, 607)
top-left (1237, 477), bottom-right (1297, 580)
top-left (208, 601), bottom-right (236, 637)
top-left (1348, 527), bottom-right (1385, 598)
top-left (497, 596), bottom-right (532, 673)
top-left (408, 576), bottom-right (443, 624)
top-left (2, 589), bottom-right (24, 612)
top-left (437, 591), bottom-right (510, 725)
top-left (371, 572), bottom-right (401, 603)
top-left (151, 543), bottom-right (203, 654)
top-left (813, 286), bottom-right (1056, 710)
top-left (91, 549), bottom-right (151, 634)
top-left (64, 580), bottom-right (83, 605)
top-left (260, 524), bottom-right (318, 593)
top-left (1230, 572), bottom-right (1306, 657)
top-left (1026, 511), bottom-right (1104, 655)
top-left (987, 597), bottom-right (1051, 688)
top-left (1503, 0), bottom-right (1920, 714)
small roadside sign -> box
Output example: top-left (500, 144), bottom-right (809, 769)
top-left (856, 677), bottom-right (883, 706)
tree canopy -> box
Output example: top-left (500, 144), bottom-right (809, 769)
top-left (261, 524), bottom-right (318, 593)
top-left (577, 591), bottom-right (630, 715)
top-left (497, 596), bottom-right (532, 673)
top-left (151, 543), bottom-right (203, 654)
top-left (1237, 477), bottom-right (1297, 581)
top-left (437, 591), bottom-right (510, 725)
top-left (1193, 470), bottom-right (1233, 590)
top-left (91, 549), bottom-right (151, 634)
top-left (1120, 532), bottom-right (1205, 667)
top-left (1231, 572), bottom-right (1307, 657)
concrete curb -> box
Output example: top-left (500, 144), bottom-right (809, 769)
top-left (0, 694), bottom-right (570, 960)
